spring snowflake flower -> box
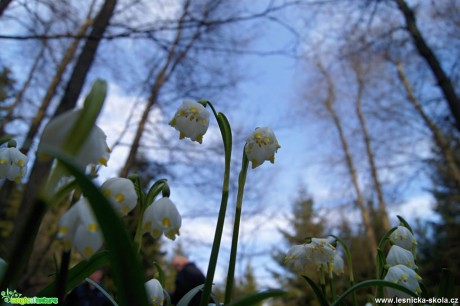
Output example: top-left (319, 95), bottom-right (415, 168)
top-left (390, 226), bottom-right (417, 251)
top-left (386, 245), bottom-right (417, 270)
top-left (0, 146), bottom-right (28, 182)
top-left (142, 197), bottom-right (182, 240)
top-left (284, 238), bottom-right (336, 274)
top-left (245, 127), bottom-right (280, 169)
top-left (39, 109), bottom-right (111, 167)
top-left (145, 279), bottom-right (164, 305)
top-left (57, 197), bottom-right (103, 259)
top-left (169, 101), bottom-right (210, 143)
top-left (101, 177), bottom-right (137, 216)
top-left (384, 264), bottom-right (422, 298)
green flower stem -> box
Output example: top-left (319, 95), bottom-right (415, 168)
top-left (132, 178), bottom-right (167, 253)
top-left (330, 234), bottom-right (356, 306)
top-left (134, 203), bottom-right (147, 253)
top-left (328, 263), bottom-right (336, 302)
top-left (375, 227), bottom-right (396, 299)
top-left (200, 101), bottom-right (232, 306)
top-left (56, 250), bottom-right (71, 303)
top-left (224, 150), bottom-right (249, 304)
top-left (319, 265), bottom-right (326, 297)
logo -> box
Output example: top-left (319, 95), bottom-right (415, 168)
top-left (1, 288), bottom-right (58, 305)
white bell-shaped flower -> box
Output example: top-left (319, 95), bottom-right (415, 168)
top-left (384, 264), bottom-right (422, 298)
top-left (39, 109), bottom-right (111, 167)
top-left (284, 238), bottom-right (336, 274)
top-left (390, 226), bottom-right (417, 251)
top-left (145, 279), bottom-right (164, 306)
top-left (0, 146), bottom-right (28, 182)
top-left (386, 245), bottom-right (417, 270)
top-left (245, 127), bottom-right (280, 169)
top-left (169, 101), bottom-right (210, 143)
top-left (57, 197), bottom-right (103, 259)
top-left (142, 197), bottom-right (182, 240)
top-left (101, 177), bottom-right (138, 216)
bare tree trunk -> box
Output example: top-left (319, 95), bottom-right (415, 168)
top-left (354, 64), bottom-right (391, 233)
top-left (119, 0), bottom-right (203, 177)
top-left (0, 0), bottom-right (13, 17)
top-left (2, 0), bottom-right (117, 290)
top-left (53, 0), bottom-right (116, 116)
top-left (396, 62), bottom-right (460, 186)
top-left (395, 0), bottom-right (460, 131)
top-left (318, 62), bottom-right (378, 259)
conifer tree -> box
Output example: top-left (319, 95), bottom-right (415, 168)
top-left (271, 188), bottom-right (325, 306)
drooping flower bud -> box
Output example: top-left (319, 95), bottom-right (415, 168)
top-left (390, 226), bottom-right (417, 251)
top-left (384, 264), bottom-right (422, 298)
top-left (169, 101), bottom-right (210, 143)
top-left (145, 279), bottom-right (164, 306)
top-left (386, 245), bottom-right (417, 270)
top-left (0, 146), bottom-right (28, 182)
top-left (39, 109), bottom-right (110, 167)
top-left (101, 177), bottom-right (138, 216)
top-left (284, 238), bottom-right (336, 274)
top-left (245, 127), bottom-right (280, 169)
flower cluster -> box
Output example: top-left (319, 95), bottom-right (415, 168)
top-left (57, 177), bottom-right (137, 258)
top-left (145, 279), bottom-right (164, 305)
top-left (384, 225), bottom-right (422, 297)
top-left (0, 144), bottom-right (28, 182)
top-left (142, 197), bottom-right (182, 241)
top-left (284, 238), bottom-right (344, 275)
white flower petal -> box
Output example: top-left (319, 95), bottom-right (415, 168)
top-left (57, 203), bottom-right (81, 249)
top-left (331, 253), bottom-right (345, 275)
top-left (73, 224), bottom-right (103, 259)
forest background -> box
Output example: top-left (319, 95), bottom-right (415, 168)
top-left (0, 0), bottom-right (459, 304)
